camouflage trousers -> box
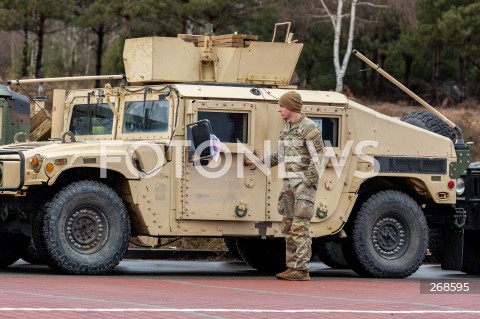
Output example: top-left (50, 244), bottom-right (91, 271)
top-left (278, 179), bottom-right (316, 271)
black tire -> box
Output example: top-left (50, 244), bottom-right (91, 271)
top-left (462, 230), bottom-right (480, 275)
top-left (33, 202), bottom-right (65, 272)
top-left (224, 238), bottom-right (242, 260)
top-left (21, 239), bottom-right (44, 264)
top-left (34, 180), bottom-right (131, 275)
top-left (400, 111), bottom-right (455, 141)
top-left (236, 238), bottom-right (286, 274)
top-left (315, 237), bottom-right (349, 269)
top-left (344, 190), bottom-right (428, 278)
top-left (0, 232), bottom-right (30, 267)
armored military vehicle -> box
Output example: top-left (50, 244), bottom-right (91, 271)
top-left (455, 166), bottom-right (480, 275)
top-left (0, 84), bottom-right (30, 145)
top-left (0, 24), bottom-right (470, 277)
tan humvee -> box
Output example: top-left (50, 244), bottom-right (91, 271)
top-left (0, 24), bottom-right (470, 277)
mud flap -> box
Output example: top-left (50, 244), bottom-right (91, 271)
top-left (441, 228), bottom-right (464, 270)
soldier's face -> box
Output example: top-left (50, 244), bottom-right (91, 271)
top-left (278, 105), bottom-right (292, 119)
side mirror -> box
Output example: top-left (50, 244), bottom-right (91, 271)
top-left (187, 119), bottom-right (213, 165)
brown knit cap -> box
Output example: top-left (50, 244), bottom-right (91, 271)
top-left (279, 91), bottom-right (302, 113)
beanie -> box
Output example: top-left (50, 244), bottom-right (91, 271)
top-left (279, 91), bottom-right (302, 113)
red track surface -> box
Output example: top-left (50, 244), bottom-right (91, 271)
top-left (1, 275), bottom-right (479, 319)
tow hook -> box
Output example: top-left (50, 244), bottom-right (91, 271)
top-left (1, 206), bottom-right (8, 221)
top-left (453, 206), bottom-right (467, 228)
top-left (235, 202), bottom-right (248, 217)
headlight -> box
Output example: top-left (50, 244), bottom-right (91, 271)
top-left (456, 177), bottom-right (465, 196)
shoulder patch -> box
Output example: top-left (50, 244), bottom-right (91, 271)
top-left (305, 127), bottom-right (320, 141)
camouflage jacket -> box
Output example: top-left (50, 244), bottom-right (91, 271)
top-left (269, 115), bottom-right (324, 187)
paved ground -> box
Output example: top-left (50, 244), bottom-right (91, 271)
top-left (0, 259), bottom-right (479, 319)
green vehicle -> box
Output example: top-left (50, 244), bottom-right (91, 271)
top-left (0, 84), bottom-right (35, 264)
top-left (0, 84), bottom-right (30, 144)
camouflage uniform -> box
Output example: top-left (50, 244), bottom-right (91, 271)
top-left (270, 114), bottom-right (324, 271)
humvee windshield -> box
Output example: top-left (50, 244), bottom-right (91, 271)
top-left (123, 100), bottom-right (169, 133)
top-left (69, 103), bottom-right (114, 135)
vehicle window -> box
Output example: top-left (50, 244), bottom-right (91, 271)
top-left (310, 117), bottom-right (339, 147)
top-left (123, 100), bottom-right (169, 133)
top-left (69, 103), bottom-right (114, 135)
top-left (198, 111), bottom-right (248, 143)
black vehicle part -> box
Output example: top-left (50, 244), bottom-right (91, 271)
top-left (20, 239), bottom-right (44, 264)
top-left (343, 190), bottom-right (428, 278)
top-left (34, 180), bottom-right (130, 275)
top-left (427, 228), bottom-right (443, 264)
top-left (224, 238), bottom-right (242, 260)
top-left (462, 230), bottom-right (480, 275)
top-left (236, 238), bottom-right (286, 274)
top-left (0, 232), bottom-right (30, 267)
top-left (314, 236), bottom-right (348, 269)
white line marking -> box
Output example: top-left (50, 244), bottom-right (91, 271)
top-left (0, 309), bottom-right (479, 313)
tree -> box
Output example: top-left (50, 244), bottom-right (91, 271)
top-left (73, 0), bottom-right (121, 85)
top-left (319, 0), bottom-right (358, 92)
top-left (409, 0), bottom-right (479, 103)
top-left (165, 0), bottom-right (279, 35)
top-left (354, 4), bottom-right (403, 95)
top-left (0, 0), bottom-right (73, 78)
top-left (437, 2), bottom-right (480, 101)
top-left (0, 0), bottom-right (33, 77)
top-left (318, 0), bottom-right (389, 93)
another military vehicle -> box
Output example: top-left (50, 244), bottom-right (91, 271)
top-left (454, 166), bottom-right (479, 275)
top-left (0, 23), bottom-right (470, 277)
top-left (0, 84), bottom-right (30, 145)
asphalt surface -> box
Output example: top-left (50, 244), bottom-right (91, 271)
top-left (1, 257), bottom-right (479, 319)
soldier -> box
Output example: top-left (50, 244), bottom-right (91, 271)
top-left (266, 91), bottom-right (324, 281)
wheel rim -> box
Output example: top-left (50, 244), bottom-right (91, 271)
top-left (372, 214), bottom-right (409, 260)
top-left (65, 206), bottom-right (109, 254)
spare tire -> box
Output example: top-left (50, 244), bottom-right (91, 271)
top-left (400, 111), bottom-right (455, 141)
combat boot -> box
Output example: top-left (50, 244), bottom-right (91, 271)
top-left (275, 268), bottom-right (293, 279)
top-left (277, 269), bottom-right (310, 281)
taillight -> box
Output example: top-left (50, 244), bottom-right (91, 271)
top-left (447, 180), bottom-right (455, 190)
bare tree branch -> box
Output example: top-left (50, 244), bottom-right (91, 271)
top-left (357, 2), bottom-right (389, 9)
top-left (319, 0), bottom-right (336, 28)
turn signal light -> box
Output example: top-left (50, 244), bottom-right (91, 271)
top-left (31, 155), bottom-right (40, 167)
top-left (45, 163), bottom-right (55, 173)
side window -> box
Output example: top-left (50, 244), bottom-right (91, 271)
top-left (69, 103), bottom-right (114, 135)
top-left (123, 100), bottom-right (169, 133)
top-left (310, 117), bottom-right (339, 147)
top-left (198, 111), bottom-right (248, 143)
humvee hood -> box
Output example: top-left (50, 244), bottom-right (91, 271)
top-left (0, 141), bottom-right (118, 158)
